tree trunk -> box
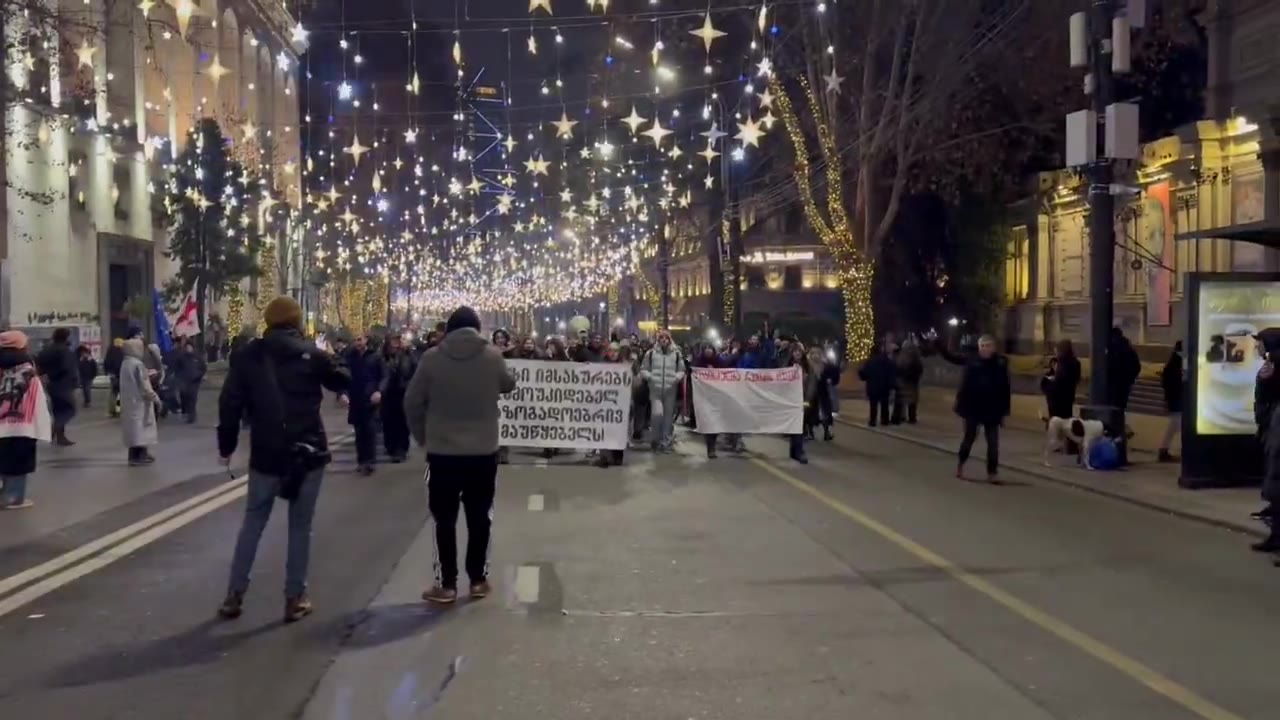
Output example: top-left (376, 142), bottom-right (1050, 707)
top-left (195, 274), bottom-right (207, 353)
top-left (837, 257), bottom-right (876, 362)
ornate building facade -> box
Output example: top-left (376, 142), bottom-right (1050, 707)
top-left (1, 0), bottom-right (302, 347)
top-left (1002, 0), bottom-right (1280, 358)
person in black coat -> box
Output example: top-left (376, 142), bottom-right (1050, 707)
top-left (103, 339), bottom-right (124, 417)
top-left (378, 333), bottom-right (415, 463)
top-left (342, 334), bottom-right (386, 475)
top-left (216, 296), bottom-right (352, 622)
top-left (858, 347), bottom-right (896, 427)
top-left (942, 334), bottom-right (1011, 483)
top-left (1041, 340), bottom-right (1081, 421)
top-left (1106, 327), bottom-right (1142, 411)
top-left (1157, 340), bottom-right (1184, 463)
top-left (172, 339), bottom-right (208, 424)
top-left (36, 328), bottom-right (78, 446)
top-left (77, 345), bottom-right (98, 408)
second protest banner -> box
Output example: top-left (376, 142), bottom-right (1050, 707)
top-left (691, 367), bottom-right (805, 435)
top-left (499, 360), bottom-right (633, 450)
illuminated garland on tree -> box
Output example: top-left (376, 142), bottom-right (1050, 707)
top-left (721, 216), bottom-right (735, 331)
top-left (770, 76), bottom-right (875, 361)
top-left (255, 243), bottom-right (279, 334)
top-left (227, 286), bottom-right (244, 338)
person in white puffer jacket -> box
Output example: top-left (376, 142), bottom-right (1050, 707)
top-left (640, 330), bottom-right (686, 453)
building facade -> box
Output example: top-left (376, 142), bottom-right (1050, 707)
top-left (1, 0), bottom-right (302, 349)
top-left (1002, 0), bottom-right (1280, 358)
top-left (631, 201), bottom-right (843, 340)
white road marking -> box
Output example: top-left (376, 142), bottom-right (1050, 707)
top-left (0, 433), bottom-right (354, 617)
top-left (527, 494), bottom-right (545, 512)
top-left (514, 565), bottom-right (540, 604)
top-left (0, 484), bottom-right (249, 618)
top-left (0, 477), bottom-right (247, 598)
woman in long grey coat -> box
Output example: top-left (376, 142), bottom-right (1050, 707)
top-left (119, 338), bottom-right (159, 466)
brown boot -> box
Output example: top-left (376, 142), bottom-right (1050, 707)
top-left (422, 586), bottom-right (458, 604)
top-left (469, 581), bottom-right (492, 599)
top-left (284, 595), bottom-right (313, 623)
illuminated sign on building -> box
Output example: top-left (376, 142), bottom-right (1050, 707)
top-left (743, 250), bottom-right (815, 264)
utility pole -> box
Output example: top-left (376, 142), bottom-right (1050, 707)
top-left (1068, 0), bottom-right (1142, 464)
top-left (1087, 0), bottom-right (1116, 410)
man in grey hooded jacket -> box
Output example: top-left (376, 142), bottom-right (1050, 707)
top-left (404, 306), bottom-right (517, 604)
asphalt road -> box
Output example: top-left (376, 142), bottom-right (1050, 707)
top-left (0, 405), bottom-right (1277, 719)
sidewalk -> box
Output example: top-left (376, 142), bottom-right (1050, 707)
top-left (837, 386), bottom-right (1265, 538)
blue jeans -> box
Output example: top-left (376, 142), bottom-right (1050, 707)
top-left (1, 474), bottom-right (27, 505)
top-left (227, 468), bottom-right (324, 598)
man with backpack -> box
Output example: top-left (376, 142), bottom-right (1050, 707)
top-left (641, 330), bottom-right (686, 453)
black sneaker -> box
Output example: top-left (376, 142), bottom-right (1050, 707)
top-left (217, 591), bottom-right (244, 620)
top-left (1250, 537), bottom-right (1280, 553)
top-left (706, 448), bottom-right (717, 459)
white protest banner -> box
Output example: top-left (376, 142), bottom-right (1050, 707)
top-left (691, 367), bottom-right (804, 435)
top-left (500, 360), bottom-right (633, 450)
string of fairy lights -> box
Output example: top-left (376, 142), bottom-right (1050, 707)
top-left (290, 1), bottom-right (844, 322)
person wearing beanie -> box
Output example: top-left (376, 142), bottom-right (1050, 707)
top-left (405, 305), bottom-right (517, 604)
top-left (216, 295), bottom-right (351, 623)
top-left (119, 338), bottom-right (160, 465)
top-left (0, 330), bottom-right (51, 509)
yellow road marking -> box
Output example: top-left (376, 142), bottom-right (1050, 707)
top-left (752, 458), bottom-right (1245, 720)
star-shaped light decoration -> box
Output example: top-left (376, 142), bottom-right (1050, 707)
top-left (562, 206), bottom-right (579, 220)
top-left (513, 220), bottom-right (527, 233)
top-left (698, 143), bottom-right (720, 163)
top-left (392, 157), bottom-right (404, 170)
top-left (76, 40), bottom-right (98, 69)
top-left (704, 174), bottom-right (715, 189)
top-left (668, 145), bottom-right (684, 160)
top-left (642, 116), bottom-right (673, 148)
top-left (559, 188), bottom-right (573, 203)
top-left (597, 139), bottom-right (615, 158)
top-left (205, 55), bottom-right (229, 85)
top-left (281, 160), bottom-right (297, 176)
top-left (551, 111), bottom-right (578, 139)
top-left (524, 154), bottom-right (550, 176)
top-left (338, 207), bottom-right (358, 225)
top-left (735, 116), bottom-right (764, 147)
top-left (622, 106), bottom-right (646, 135)
top-left (761, 110), bottom-right (777, 130)
top-left (240, 120), bottom-right (257, 142)
top-left (579, 146), bottom-right (593, 159)
top-left (259, 192), bottom-right (279, 215)
top-left (502, 134), bottom-right (517, 153)
top-left (584, 193), bottom-right (601, 213)
top-left (324, 186), bottom-right (343, 203)
top-left (689, 14), bottom-right (727, 53)
top-left (527, 34), bottom-right (538, 55)
top-left (701, 123), bottom-right (727, 146)
top-left (344, 134), bottom-right (370, 164)
top-left (496, 193), bottom-right (514, 215)
top-left (824, 69), bottom-right (845, 95)
top-left (291, 21), bottom-right (309, 46)
top-left (466, 176), bottom-right (484, 194)
top-left (170, 0), bottom-right (201, 37)
top-left (501, 173), bottom-right (517, 188)
top-left (403, 127), bottom-right (418, 144)
top-left (758, 88), bottom-right (775, 109)
top-left (756, 56), bottom-right (773, 77)
top-left (528, 0), bottom-right (552, 15)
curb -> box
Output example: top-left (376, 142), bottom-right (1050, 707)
top-left (837, 419), bottom-right (1266, 539)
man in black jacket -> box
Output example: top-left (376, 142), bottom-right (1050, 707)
top-left (36, 328), bottom-right (79, 446)
top-left (342, 333), bottom-right (385, 475)
top-left (1158, 341), bottom-right (1184, 463)
top-left (172, 339), bottom-right (207, 424)
top-left (942, 334), bottom-right (1012, 483)
top-left (216, 296), bottom-right (351, 623)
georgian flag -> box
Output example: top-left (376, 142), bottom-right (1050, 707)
top-left (171, 287), bottom-right (200, 338)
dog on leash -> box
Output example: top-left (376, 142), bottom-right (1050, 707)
top-left (1042, 415), bottom-right (1107, 469)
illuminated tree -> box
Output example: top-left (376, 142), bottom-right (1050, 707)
top-left (156, 118), bottom-right (263, 343)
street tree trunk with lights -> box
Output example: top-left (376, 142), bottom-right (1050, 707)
top-left (771, 0), bottom-right (1071, 361)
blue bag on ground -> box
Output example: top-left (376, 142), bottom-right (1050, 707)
top-left (1089, 438), bottom-right (1121, 470)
